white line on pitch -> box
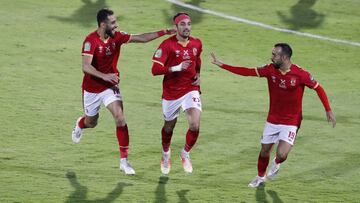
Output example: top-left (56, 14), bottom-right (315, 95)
top-left (167, 0), bottom-right (360, 47)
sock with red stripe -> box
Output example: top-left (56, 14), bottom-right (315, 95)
top-left (116, 125), bottom-right (129, 158)
top-left (184, 129), bottom-right (199, 152)
top-left (257, 154), bottom-right (270, 177)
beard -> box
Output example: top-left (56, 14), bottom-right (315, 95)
top-left (105, 28), bottom-right (115, 38)
top-left (179, 29), bottom-right (190, 38)
top-left (272, 60), bottom-right (282, 69)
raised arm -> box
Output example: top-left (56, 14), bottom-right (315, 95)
top-left (313, 84), bottom-right (336, 127)
top-left (211, 53), bottom-right (258, 76)
top-left (129, 28), bottom-right (176, 43)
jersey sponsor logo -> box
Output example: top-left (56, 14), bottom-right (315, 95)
top-left (105, 46), bottom-right (112, 56)
top-left (279, 79), bottom-right (286, 89)
top-left (183, 50), bottom-right (190, 60)
top-left (154, 49), bottom-right (162, 58)
top-left (84, 42), bottom-right (91, 52)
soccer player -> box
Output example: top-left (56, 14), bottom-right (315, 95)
top-left (211, 43), bottom-right (336, 187)
top-left (71, 8), bottom-right (176, 175)
top-left (151, 12), bottom-right (203, 175)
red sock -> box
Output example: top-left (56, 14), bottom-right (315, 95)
top-left (78, 117), bottom-right (86, 129)
top-left (184, 129), bottom-right (199, 152)
top-left (275, 156), bottom-right (285, 164)
top-left (116, 125), bottom-right (129, 158)
top-left (257, 154), bottom-right (270, 177)
top-left (162, 127), bottom-right (173, 152)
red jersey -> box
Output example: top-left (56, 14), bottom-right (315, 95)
top-left (81, 31), bottom-right (131, 93)
top-left (257, 63), bottom-right (319, 126)
top-left (152, 35), bottom-right (202, 100)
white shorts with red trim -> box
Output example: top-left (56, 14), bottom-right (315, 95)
top-left (83, 88), bottom-right (122, 116)
top-left (162, 91), bottom-right (202, 121)
top-left (261, 122), bottom-right (298, 145)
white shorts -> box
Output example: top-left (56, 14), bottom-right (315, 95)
top-left (83, 88), bottom-right (122, 116)
top-left (261, 122), bottom-right (298, 145)
top-left (162, 91), bottom-right (202, 121)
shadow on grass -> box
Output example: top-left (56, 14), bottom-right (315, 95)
top-left (277, 0), bottom-right (325, 30)
top-left (176, 189), bottom-right (190, 203)
top-left (255, 184), bottom-right (283, 203)
top-left (162, 0), bottom-right (205, 26)
top-left (48, 0), bottom-right (123, 28)
top-left (65, 171), bottom-right (132, 203)
top-left (153, 176), bottom-right (169, 203)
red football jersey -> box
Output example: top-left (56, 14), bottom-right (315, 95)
top-left (152, 35), bottom-right (202, 100)
top-left (257, 64), bottom-right (319, 126)
top-left (81, 31), bottom-right (130, 93)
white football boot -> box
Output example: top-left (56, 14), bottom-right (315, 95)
top-left (120, 158), bottom-right (135, 175)
top-left (161, 150), bottom-right (171, 175)
top-left (72, 117), bottom-right (84, 144)
top-left (248, 175), bottom-right (266, 188)
top-left (180, 149), bottom-right (193, 173)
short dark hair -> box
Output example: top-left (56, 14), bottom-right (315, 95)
top-left (274, 43), bottom-right (293, 58)
top-left (97, 8), bottom-right (114, 27)
top-left (173, 12), bottom-right (190, 22)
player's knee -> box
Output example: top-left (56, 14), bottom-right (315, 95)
top-left (114, 115), bottom-right (126, 126)
top-left (163, 126), bottom-right (174, 134)
top-left (189, 122), bottom-right (200, 132)
top-left (276, 153), bottom-right (288, 162)
top-left (260, 148), bottom-right (271, 157)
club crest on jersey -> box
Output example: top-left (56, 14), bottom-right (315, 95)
top-left (290, 78), bottom-right (297, 86)
top-left (193, 48), bottom-right (198, 56)
top-left (84, 42), bottom-right (91, 52)
top-left (154, 49), bottom-right (162, 58)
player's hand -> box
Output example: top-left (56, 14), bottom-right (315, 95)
top-left (181, 60), bottom-right (192, 71)
top-left (192, 73), bottom-right (201, 86)
top-left (326, 110), bottom-right (336, 128)
top-left (210, 52), bottom-right (223, 67)
top-left (102, 73), bottom-right (119, 84)
top-left (165, 28), bottom-right (176, 35)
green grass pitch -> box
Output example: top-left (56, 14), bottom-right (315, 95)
top-left (0, 0), bottom-right (359, 202)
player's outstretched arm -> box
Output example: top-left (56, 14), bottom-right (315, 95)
top-left (314, 84), bottom-right (336, 127)
top-left (211, 52), bottom-right (258, 76)
top-left (129, 28), bottom-right (176, 43)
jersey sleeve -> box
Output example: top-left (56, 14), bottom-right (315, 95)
top-left (82, 37), bottom-right (96, 56)
top-left (256, 64), bottom-right (270, 77)
top-left (195, 41), bottom-right (202, 73)
top-left (115, 31), bottom-right (131, 45)
top-left (152, 41), bottom-right (169, 67)
top-left (301, 69), bottom-right (319, 89)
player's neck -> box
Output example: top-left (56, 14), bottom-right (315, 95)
top-left (96, 29), bottom-right (110, 42)
top-left (279, 61), bottom-right (292, 74)
top-left (176, 34), bottom-right (189, 43)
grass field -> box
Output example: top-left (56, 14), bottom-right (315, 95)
top-left (1, 0), bottom-right (359, 202)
